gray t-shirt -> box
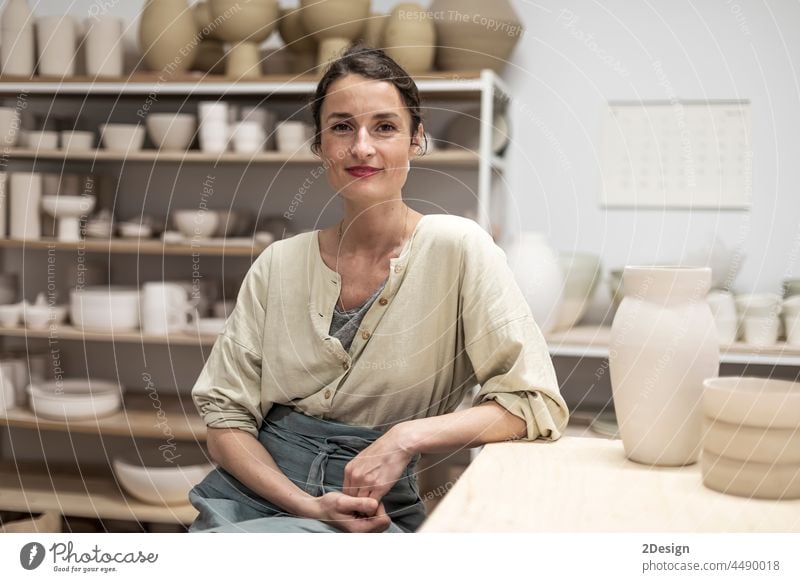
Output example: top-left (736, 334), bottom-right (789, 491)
top-left (329, 277), bottom-right (388, 352)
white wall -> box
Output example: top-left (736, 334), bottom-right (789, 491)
top-left (504, 0), bottom-right (800, 294)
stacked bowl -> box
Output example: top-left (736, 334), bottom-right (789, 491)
top-left (734, 293), bottom-right (782, 346)
top-left (701, 377), bottom-right (800, 499)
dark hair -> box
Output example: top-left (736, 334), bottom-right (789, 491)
top-left (310, 43), bottom-right (426, 155)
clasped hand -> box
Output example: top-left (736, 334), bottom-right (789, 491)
top-left (313, 427), bottom-right (414, 533)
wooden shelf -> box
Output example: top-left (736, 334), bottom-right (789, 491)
top-left (0, 463), bottom-right (197, 525)
top-left (0, 392), bottom-right (206, 441)
top-left (547, 325), bottom-right (800, 367)
top-left (0, 324), bottom-right (217, 346)
top-left (0, 70), bottom-right (493, 98)
top-left (5, 147), bottom-right (484, 167)
top-left (0, 236), bottom-right (268, 256)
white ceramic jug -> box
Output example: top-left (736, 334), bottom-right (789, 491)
top-left (141, 282), bottom-right (194, 334)
top-left (609, 266), bottom-right (719, 466)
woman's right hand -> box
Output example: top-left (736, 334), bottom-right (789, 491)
top-left (308, 492), bottom-right (392, 533)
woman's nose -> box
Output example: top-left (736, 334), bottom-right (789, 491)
top-left (350, 126), bottom-right (376, 158)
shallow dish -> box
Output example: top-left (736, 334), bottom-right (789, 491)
top-left (27, 379), bottom-right (123, 420)
top-left (702, 377), bottom-right (800, 428)
top-left (703, 418), bottom-right (800, 464)
top-left (112, 451), bottom-right (213, 506)
top-left (701, 450), bottom-right (800, 500)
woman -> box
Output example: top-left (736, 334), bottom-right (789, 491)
top-left (189, 45), bottom-right (569, 533)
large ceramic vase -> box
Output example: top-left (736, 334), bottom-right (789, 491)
top-left (139, 0), bottom-right (198, 73)
top-left (300, 0), bottom-right (369, 67)
top-left (191, 2), bottom-right (225, 74)
top-left (85, 16), bottom-right (125, 77)
top-left (430, 0), bottom-right (523, 73)
top-left (209, 0), bottom-right (278, 77)
top-left (1, 0), bottom-right (35, 76)
top-left (36, 15), bottom-right (78, 77)
top-left (609, 267), bottom-right (719, 466)
top-left (382, 3), bottom-right (435, 73)
top-left (277, 7), bottom-right (316, 73)
top-left (504, 232), bottom-right (563, 335)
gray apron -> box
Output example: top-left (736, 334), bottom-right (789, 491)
top-left (188, 405), bottom-right (426, 533)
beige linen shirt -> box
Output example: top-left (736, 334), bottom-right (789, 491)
top-left (192, 214), bottom-right (569, 441)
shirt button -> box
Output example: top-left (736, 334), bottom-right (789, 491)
top-left (394, 264), bottom-right (403, 273)
top-left (361, 329), bottom-right (370, 340)
top-left (324, 389), bottom-right (331, 399)
top-left (378, 297), bottom-right (388, 306)
top-left (342, 361), bottom-right (350, 370)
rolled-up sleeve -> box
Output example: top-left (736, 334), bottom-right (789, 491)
top-left (191, 247), bottom-right (272, 438)
top-left (460, 224), bottom-right (569, 441)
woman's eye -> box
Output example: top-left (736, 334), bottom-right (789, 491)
top-left (377, 123), bottom-right (397, 133)
top-left (331, 123), bottom-right (351, 132)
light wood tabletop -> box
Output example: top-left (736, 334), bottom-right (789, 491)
top-left (420, 436), bottom-right (800, 532)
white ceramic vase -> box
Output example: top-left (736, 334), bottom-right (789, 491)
top-left (9, 172), bottom-right (41, 240)
top-left (609, 266), bottom-right (719, 466)
top-left (504, 232), bottom-right (563, 334)
top-left (1, 0), bottom-right (35, 76)
top-left (85, 16), bottom-right (124, 77)
top-left (36, 15), bottom-right (78, 77)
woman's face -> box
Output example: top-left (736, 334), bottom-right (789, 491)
top-left (319, 74), bottom-right (422, 204)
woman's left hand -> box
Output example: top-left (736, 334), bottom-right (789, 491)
top-left (342, 425), bottom-right (415, 503)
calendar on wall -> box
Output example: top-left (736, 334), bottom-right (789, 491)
top-left (599, 100), bottom-right (752, 209)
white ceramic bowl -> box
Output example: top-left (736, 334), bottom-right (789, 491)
top-left (23, 130), bottom-right (59, 150)
top-left (702, 377), bottom-right (800, 428)
top-left (703, 418), bottom-right (800, 464)
top-left (112, 455), bottom-right (213, 506)
top-left (27, 379), bottom-right (123, 420)
top-left (41, 195), bottom-right (96, 218)
top-left (172, 210), bottom-right (219, 239)
top-left (22, 304), bottom-right (67, 330)
top-left (146, 113), bottom-right (197, 151)
top-left (60, 130), bottom-right (94, 151)
top-left (701, 450), bottom-right (800, 500)
top-left (0, 303), bottom-right (21, 326)
top-left (70, 286), bottom-right (140, 331)
top-left (99, 123), bottom-right (145, 152)
top-left (118, 222), bottom-right (153, 239)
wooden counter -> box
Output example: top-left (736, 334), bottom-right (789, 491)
top-left (420, 436), bottom-right (800, 532)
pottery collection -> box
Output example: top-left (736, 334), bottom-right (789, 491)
top-left (84, 16), bottom-right (124, 77)
top-left (1, 0), bottom-right (35, 76)
top-left (36, 15), bottom-right (78, 77)
top-left (610, 267), bottom-right (719, 467)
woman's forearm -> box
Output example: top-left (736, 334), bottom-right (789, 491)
top-left (206, 427), bottom-right (317, 517)
top-left (391, 401), bottom-right (527, 456)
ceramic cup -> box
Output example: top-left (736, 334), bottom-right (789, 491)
top-left (36, 15), bottom-right (78, 77)
top-left (198, 101), bottom-right (228, 124)
top-left (84, 16), bottom-right (124, 77)
top-left (199, 121), bottom-right (229, 153)
top-left (276, 121), bottom-right (308, 153)
top-left (0, 365), bottom-right (15, 414)
top-left (22, 130), bottom-right (58, 150)
top-left (0, 107), bottom-right (20, 147)
top-left (141, 282), bottom-right (194, 334)
top-left (743, 316), bottom-right (780, 346)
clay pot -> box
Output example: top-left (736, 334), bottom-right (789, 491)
top-left (226, 42), bottom-right (261, 78)
top-left (193, 40), bottom-right (226, 74)
top-left (36, 15), bottom-right (79, 77)
top-left (278, 6), bottom-right (316, 53)
top-left (430, 0), bottom-right (523, 73)
top-left (139, 0), bottom-right (198, 72)
top-left (300, 0), bottom-right (370, 42)
top-left (504, 232), bottom-right (563, 335)
top-left (610, 267), bottom-right (719, 466)
top-left (84, 16), bottom-right (124, 77)
top-left (317, 37), bottom-right (350, 69)
top-left (361, 12), bottom-right (389, 48)
top-left (1, 0), bottom-right (35, 76)
top-left (208, 0), bottom-right (278, 43)
top-left (382, 3), bottom-right (435, 73)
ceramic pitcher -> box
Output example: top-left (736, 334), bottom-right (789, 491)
top-left (609, 266), bottom-right (719, 466)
